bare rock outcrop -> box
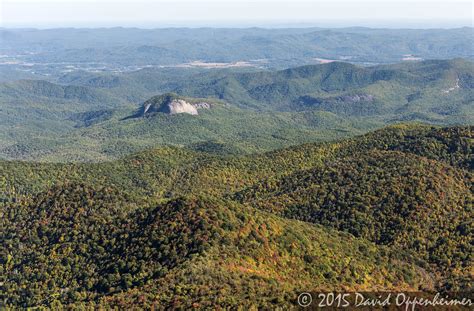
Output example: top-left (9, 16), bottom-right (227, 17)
top-left (161, 99), bottom-right (199, 115)
top-left (134, 93), bottom-right (213, 118)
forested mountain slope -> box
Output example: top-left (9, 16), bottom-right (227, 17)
top-left (2, 124), bottom-right (471, 201)
top-left (1, 59), bottom-right (472, 162)
top-left (1, 124), bottom-right (472, 308)
top-left (2, 189), bottom-right (430, 308)
top-left (175, 59), bottom-right (473, 114)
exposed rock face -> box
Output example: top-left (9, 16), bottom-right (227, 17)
top-left (193, 102), bottom-right (211, 110)
top-left (136, 93), bottom-right (213, 118)
top-left (295, 93), bottom-right (378, 116)
top-left (143, 103), bottom-right (153, 114)
top-left (158, 100), bottom-right (211, 115)
top-left (338, 94), bottom-right (374, 103)
top-left (298, 93), bottom-right (375, 107)
top-left (160, 99), bottom-right (199, 115)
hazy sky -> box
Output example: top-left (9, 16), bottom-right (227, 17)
top-left (1, 0), bottom-right (472, 28)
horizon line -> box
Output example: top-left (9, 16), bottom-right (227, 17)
top-left (1, 18), bottom-right (472, 30)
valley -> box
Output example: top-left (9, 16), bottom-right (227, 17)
top-left (1, 27), bottom-right (472, 78)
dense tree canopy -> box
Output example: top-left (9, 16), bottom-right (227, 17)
top-left (1, 124), bottom-right (472, 308)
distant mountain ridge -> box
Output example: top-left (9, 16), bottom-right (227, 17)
top-left (0, 59), bottom-right (472, 161)
top-left (2, 27), bottom-right (473, 69)
top-left (0, 79), bottom-right (122, 105)
top-left (175, 58), bottom-right (473, 111)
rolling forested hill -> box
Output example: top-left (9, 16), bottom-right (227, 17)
top-left (1, 124), bottom-right (472, 308)
top-left (1, 59), bottom-right (472, 161)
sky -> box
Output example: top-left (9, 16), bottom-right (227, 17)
top-left (1, 0), bottom-right (472, 29)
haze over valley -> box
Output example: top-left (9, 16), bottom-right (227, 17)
top-left (1, 27), bottom-right (473, 79)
